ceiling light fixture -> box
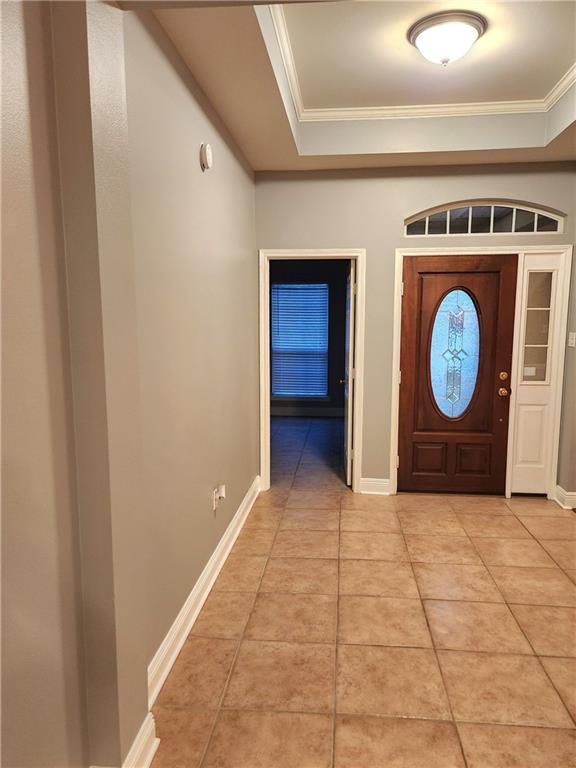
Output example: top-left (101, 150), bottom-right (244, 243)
top-left (408, 11), bottom-right (487, 67)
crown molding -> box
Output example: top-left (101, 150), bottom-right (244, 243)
top-left (269, 6), bottom-right (576, 123)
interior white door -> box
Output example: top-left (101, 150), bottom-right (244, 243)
top-left (510, 253), bottom-right (570, 494)
top-left (344, 261), bottom-right (356, 486)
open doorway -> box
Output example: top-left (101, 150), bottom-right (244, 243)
top-left (259, 249), bottom-right (366, 493)
top-left (270, 260), bottom-right (348, 488)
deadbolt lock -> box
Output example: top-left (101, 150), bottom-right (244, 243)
top-left (499, 371), bottom-right (509, 381)
top-left (498, 387), bottom-right (509, 397)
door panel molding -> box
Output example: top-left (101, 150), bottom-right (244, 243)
top-left (391, 245), bottom-right (573, 498)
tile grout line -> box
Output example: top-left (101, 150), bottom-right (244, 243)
top-left (398, 503), bottom-right (472, 768)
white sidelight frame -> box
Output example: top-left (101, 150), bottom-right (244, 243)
top-left (390, 245), bottom-right (573, 498)
top-left (259, 248), bottom-right (366, 492)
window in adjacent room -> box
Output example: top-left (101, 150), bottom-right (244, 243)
top-left (271, 282), bottom-right (329, 397)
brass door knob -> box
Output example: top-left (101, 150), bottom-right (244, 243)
top-left (498, 387), bottom-right (509, 397)
top-left (499, 371), bottom-right (509, 381)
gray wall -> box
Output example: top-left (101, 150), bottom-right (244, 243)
top-left (123, 5), bottom-right (259, 717)
top-left (1, 3), bottom-right (88, 765)
top-left (256, 165), bottom-right (576, 486)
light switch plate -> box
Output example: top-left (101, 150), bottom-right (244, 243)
top-left (568, 331), bottom-right (576, 348)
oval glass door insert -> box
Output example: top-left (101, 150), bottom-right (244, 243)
top-left (430, 288), bottom-right (480, 418)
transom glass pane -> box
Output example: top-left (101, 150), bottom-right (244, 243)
top-left (471, 206), bottom-right (492, 233)
top-left (430, 289), bottom-right (480, 418)
top-left (407, 218), bottom-right (426, 235)
top-left (428, 211), bottom-right (447, 235)
top-left (492, 206), bottom-right (514, 232)
top-left (449, 207), bottom-right (470, 234)
top-left (515, 209), bottom-right (536, 232)
top-left (536, 214), bottom-right (559, 232)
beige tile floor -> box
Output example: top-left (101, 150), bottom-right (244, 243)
top-left (152, 418), bottom-right (576, 768)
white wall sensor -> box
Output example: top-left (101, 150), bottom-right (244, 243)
top-left (200, 143), bottom-right (213, 171)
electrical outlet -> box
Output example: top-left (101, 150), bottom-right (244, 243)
top-left (568, 331), bottom-right (576, 348)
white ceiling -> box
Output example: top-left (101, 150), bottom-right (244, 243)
top-left (154, 2), bottom-right (576, 170)
top-left (283, 2), bottom-right (576, 109)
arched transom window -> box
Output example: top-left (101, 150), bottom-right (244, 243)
top-left (405, 201), bottom-right (565, 237)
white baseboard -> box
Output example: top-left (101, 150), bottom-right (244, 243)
top-left (91, 713), bottom-right (159, 768)
top-left (551, 485), bottom-right (576, 510)
top-left (147, 474), bottom-right (261, 708)
top-left (122, 713), bottom-right (159, 768)
top-left (358, 477), bottom-right (392, 495)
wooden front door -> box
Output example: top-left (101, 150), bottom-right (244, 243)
top-left (398, 254), bottom-right (518, 494)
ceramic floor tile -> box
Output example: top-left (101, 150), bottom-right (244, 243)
top-left (450, 497), bottom-right (513, 515)
top-left (271, 530), bottom-right (339, 559)
top-left (488, 566), bottom-right (576, 606)
top-left (340, 532), bottom-right (408, 561)
top-left (334, 716), bottom-right (466, 768)
top-left (424, 600), bottom-right (532, 654)
top-left (339, 560), bottom-right (419, 598)
top-left (336, 644), bottom-right (451, 719)
top-left (245, 593), bottom-right (337, 643)
top-left (438, 650), bottom-right (573, 727)
top-left (471, 537), bottom-right (556, 567)
top-left (231, 528), bottom-right (276, 556)
top-left (280, 508), bottom-right (340, 531)
top-left (517, 516), bottom-right (576, 541)
top-left (151, 708), bottom-right (216, 768)
top-left (457, 514), bottom-right (531, 539)
top-left (397, 496), bottom-right (454, 514)
top-left (413, 563), bottom-right (504, 602)
top-left (457, 723), bottom-right (576, 768)
top-left (212, 555), bottom-right (267, 593)
top-left (260, 557), bottom-right (338, 595)
top-left (398, 510), bottom-right (466, 536)
top-left (340, 508), bottom-right (400, 532)
top-left (191, 592), bottom-right (255, 640)
top-left (340, 493), bottom-right (402, 512)
top-left (405, 534), bottom-right (481, 564)
top-left (506, 496), bottom-right (573, 516)
top-left (156, 637), bottom-right (237, 710)
top-left (338, 595), bottom-right (432, 647)
top-left (540, 540), bottom-right (576, 570)
top-left (223, 640), bottom-right (335, 713)
top-left (202, 711), bottom-right (332, 768)
top-left (253, 490), bottom-right (289, 509)
top-left (244, 506), bottom-right (283, 531)
top-left (286, 490), bottom-right (342, 509)
top-left (540, 657), bottom-right (576, 720)
top-left (509, 604), bottom-right (576, 657)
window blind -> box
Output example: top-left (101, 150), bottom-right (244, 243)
top-left (271, 283), bottom-right (329, 397)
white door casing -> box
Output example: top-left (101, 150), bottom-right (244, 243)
top-left (259, 249), bottom-right (366, 493)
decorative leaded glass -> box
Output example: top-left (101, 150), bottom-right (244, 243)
top-left (430, 289), bottom-right (480, 418)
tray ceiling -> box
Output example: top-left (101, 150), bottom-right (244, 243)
top-left (282, 2), bottom-right (575, 111)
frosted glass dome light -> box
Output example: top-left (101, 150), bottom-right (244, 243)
top-left (408, 11), bottom-right (487, 66)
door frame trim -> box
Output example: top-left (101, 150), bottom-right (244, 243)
top-left (259, 248), bottom-right (366, 492)
top-left (391, 245), bottom-right (573, 497)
